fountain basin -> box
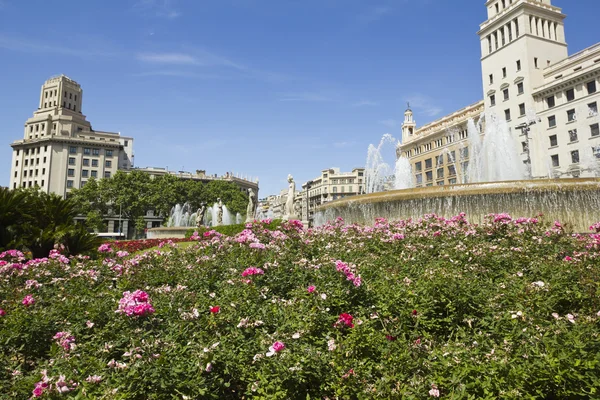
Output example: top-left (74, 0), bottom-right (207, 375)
top-left (314, 178), bottom-right (600, 232)
top-left (147, 227), bottom-right (190, 239)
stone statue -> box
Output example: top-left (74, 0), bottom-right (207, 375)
top-left (246, 188), bottom-right (257, 223)
top-left (216, 198), bottom-right (223, 226)
top-left (283, 174), bottom-right (297, 221)
top-left (195, 203), bottom-right (206, 228)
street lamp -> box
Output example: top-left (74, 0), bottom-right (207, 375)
top-left (515, 118), bottom-right (540, 177)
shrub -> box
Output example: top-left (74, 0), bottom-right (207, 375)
top-left (1, 214), bottom-right (600, 398)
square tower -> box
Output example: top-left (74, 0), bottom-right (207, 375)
top-left (478, 0), bottom-right (568, 173)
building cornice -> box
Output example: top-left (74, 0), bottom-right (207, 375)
top-left (400, 101), bottom-right (484, 148)
top-left (478, 0), bottom-right (564, 36)
top-left (11, 136), bottom-right (123, 149)
top-left (532, 64), bottom-right (600, 97)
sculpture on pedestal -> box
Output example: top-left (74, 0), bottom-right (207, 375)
top-left (283, 174), bottom-right (297, 221)
top-left (216, 198), bottom-right (223, 226)
top-left (195, 203), bottom-right (206, 228)
top-left (246, 188), bottom-right (257, 223)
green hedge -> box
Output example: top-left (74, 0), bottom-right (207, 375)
top-left (185, 219), bottom-right (283, 238)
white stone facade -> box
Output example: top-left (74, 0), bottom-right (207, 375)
top-left (398, 0), bottom-right (600, 181)
top-left (9, 75), bottom-right (134, 198)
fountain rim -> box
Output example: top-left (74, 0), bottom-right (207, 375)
top-left (317, 178), bottom-right (600, 211)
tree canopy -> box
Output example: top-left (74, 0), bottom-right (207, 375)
top-left (69, 171), bottom-right (250, 225)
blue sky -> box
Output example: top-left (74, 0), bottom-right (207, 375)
top-left (1, 0), bottom-right (599, 196)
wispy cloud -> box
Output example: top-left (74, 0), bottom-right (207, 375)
top-left (136, 49), bottom-right (246, 70)
top-left (358, 6), bottom-right (392, 24)
top-left (278, 92), bottom-right (334, 102)
top-left (333, 141), bottom-right (356, 148)
top-left (133, 0), bottom-right (181, 19)
top-left (352, 100), bottom-right (377, 107)
top-left (405, 94), bottom-right (442, 118)
top-left (0, 35), bottom-right (117, 58)
top-left (378, 119), bottom-right (398, 128)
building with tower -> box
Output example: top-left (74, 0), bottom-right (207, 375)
top-left (9, 75), bottom-right (134, 197)
top-left (398, 0), bottom-right (600, 186)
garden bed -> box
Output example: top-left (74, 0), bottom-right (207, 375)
top-left (1, 216), bottom-right (600, 398)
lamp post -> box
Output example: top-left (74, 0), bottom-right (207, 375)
top-left (515, 118), bottom-right (540, 178)
top-left (304, 180), bottom-right (313, 228)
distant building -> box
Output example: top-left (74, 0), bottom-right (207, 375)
top-left (9, 75), bottom-right (133, 197)
top-left (133, 167), bottom-right (259, 196)
top-left (398, 0), bottom-right (600, 185)
top-left (301, 167), bottom-right (365, 225)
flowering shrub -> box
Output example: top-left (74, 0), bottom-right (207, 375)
top-left (107, 238), bottom-right (190, 253)
top-left (1, 213), bottom-right (600, 398)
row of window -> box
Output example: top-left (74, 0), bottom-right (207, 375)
top-left (17, 168), bottom-right (46, 178)
top-left (69, 146), bottom-right (113, 157)
top-left (545, 124), bottom-right (600, 148)
top-left (550, 146), bottom-right (600, 168)
top-left (547, 104), bottom-right (598, 127)
top-left (405, 131), bottom-right (475, 158)
top-left (68, 157), bottom-right (112, 167)
top-left (67, 169), bottom-right (110, 179)
top-left (15, 180), bottom-right (45, 189)
top-left (17, 156), bottom-right (47, 167)
top-left (413, 149), bottom-right (470, 172)
top-left (545, 81), bottom-right (597, 109)
top-left (331, 186), bottom-right (356, 194)
top-left (489, 81), bottom-right (524, 106)
top-left (415, 163), bottom-right (470, 184)
top-left (330, 178), bottom-right (356, 184)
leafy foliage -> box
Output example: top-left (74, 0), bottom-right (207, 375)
top-left (69, 172), bottom-right (250, 226)
top-left (0, 188), bottom-right (101, 257)
top-left (2, 214), bottom-right (600, 398)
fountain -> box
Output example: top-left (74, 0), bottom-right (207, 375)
top-left (314, 110), bottom-right (600, 231)
top-left (148, 200), bottom-right (239, 239)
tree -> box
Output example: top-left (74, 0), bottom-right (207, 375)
top-left (0, 188), bottom-right (30, 251)
top-left (203, 181), bottom-right (249, 217)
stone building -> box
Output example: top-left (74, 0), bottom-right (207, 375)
top-left (398, 0), bottom-right (600, 185)
top-left (9, 75), bottom-right (134, 197)
top-left (301, 167), bottom-right (365, 224)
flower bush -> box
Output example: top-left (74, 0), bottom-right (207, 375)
top-left (1, 214), bottom-right (600, 398)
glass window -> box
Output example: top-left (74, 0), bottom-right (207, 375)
top-left (68, 169), bottom-right (75, 177)
top-left (91, 171), bottom-right (98, 178)
top-left (69, 146), bottom-right (77, 154)
top-left (587, 80), bottom-right (597, 94)
top-left (82, 170), bottom-right (89, 178)
top-left (571, 150), bottom-right (579, 164)
top-left (519, 103), bottom-right (525, 116)
top-left (503, 88), bottom-right (509, 100)
top-left (437, 168), bottom-right (444, 179)
top-left (504, 109), bottom-right (511, 121)
top-left (105, 160), bottom-right (112, 168)
top-left (517, 82), bottom-right (524, 94)
top-left (551, 154), bottom-right (559, 167)
top-left (567, 109), bottom-right (576, 122)
top-left (447, 151), bottom-right (456, 163)
top-left (106, 150), bottom-right (113, 157)
top-left (448, 165), bottom-right (456, 176)
top-left (92, 149), bottom-right (100, 156)
top-left (426, 171), bottom-right (433, 181)
top-left (92, 160), bottom-right (98, 167)
top-left (425, 158), bottom-right (432, 169)
top-left (67, 180), bottom-right (73, 188)
top-left (549, 135), bottom-right (558, 147)
top-left (415, 174), bottom-right (423, 185)
top-left (104, 171), bottom-right (111, 179)
top-left (591, 123), bottom-right (600, 137)
top-left (589, 102), bottom-right (598, 116)
top-left (83, 148), bottom-right (90, 155)
top-left (83, 158), bottom-right (89, 166)
top-left (569, 129), bottom-right (578, 143)
top-left (548, 115), bottom-right (556, 128)
top-left (566, 88), bottom-right (575, 101)
top-left (490, 94), bottom-right (496, 107)
top-left (68, 157), bottom-right (76, 165)
top-left (415, 161), bottom-right (422, 172)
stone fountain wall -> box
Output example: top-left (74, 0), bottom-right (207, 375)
top-left (314, 179), bottom-right (600, 232)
